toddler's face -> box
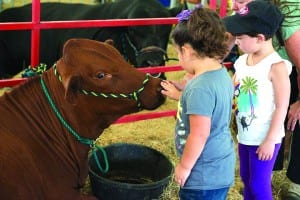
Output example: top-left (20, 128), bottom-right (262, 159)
top-left (235, 34), bottom-right (259, 54)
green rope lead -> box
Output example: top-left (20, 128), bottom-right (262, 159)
top-left (92, 144), bottom-right (109, 173)
top-left (22, 63), bottom-right (47, 78)
top-left (40, 77), bottom-right (109, 173)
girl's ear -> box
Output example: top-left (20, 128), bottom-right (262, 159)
top-left (257, 34), bottom-right (266, 42)
top-left (180, 46), bottom-right (187, 54)
top-left (181, 44), bottom-right (195, 58)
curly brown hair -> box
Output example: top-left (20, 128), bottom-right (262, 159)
top-left (172, 7), bottom-right (228, 60)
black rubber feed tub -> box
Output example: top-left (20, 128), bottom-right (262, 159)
top-left (88, 143), bottom-right (173, 200)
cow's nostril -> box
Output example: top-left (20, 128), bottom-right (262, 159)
top-left (145, 60), bottom-right (164, 67)
top-left (157, 84), bottom-right (163, 93)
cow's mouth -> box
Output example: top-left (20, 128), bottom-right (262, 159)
top-left (136, 46), bottom-right (167, 66)
top-left (136, 46), bottom-right (168, 79)
top-left (121, 33), bottom-right (179, 79)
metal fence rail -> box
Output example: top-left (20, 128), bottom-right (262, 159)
top-left (0, 0), bottom-right (231, 123)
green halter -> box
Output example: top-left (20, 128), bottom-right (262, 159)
top-left (40, 64), bottom-right (151, 174)
top-left (40, 77), bottom-right (109, 173)
top-left (53, 64), bottom-right (150, 111)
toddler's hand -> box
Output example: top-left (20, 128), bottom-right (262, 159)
top-left (161, 80), bottom-right (182, 101)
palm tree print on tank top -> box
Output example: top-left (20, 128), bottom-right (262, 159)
top-left (234, 76), bottom-right (258, 131)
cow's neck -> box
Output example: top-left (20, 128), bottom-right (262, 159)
top-left (0, 73), bottom-right (100, 186)
top-left (41, 70), bottom-right (110, 180)
top-left (43, 68), bottom-right (106, 139)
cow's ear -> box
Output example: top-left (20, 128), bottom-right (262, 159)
top-left (168, 5), bottom-right (184, 17)
top-left (64, 75), bottom-right (82, 105)
top-left (104, 39), bottom-right (115, 47)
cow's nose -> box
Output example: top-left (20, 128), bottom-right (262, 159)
top-left (136, 46), bottom-right (166, 67)
top-left (157, 86), bottom-right (162, 93)
top-left (144, 60), bottom-right (163, 67)
top-left (157, 81), bottom-right (164, 93)
top-left (136, 56), bottom-right (164, 67)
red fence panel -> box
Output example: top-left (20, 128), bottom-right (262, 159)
top-left (0, 0), bottom-right (231, 123)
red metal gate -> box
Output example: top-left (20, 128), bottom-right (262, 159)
top-left (0, 0), bottom-right (231, 123)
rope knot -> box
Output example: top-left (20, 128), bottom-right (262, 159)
top-left (132, 91), bottom-right (138, 101)
top-left (90, 140), bottom-right (96, 149)
top-left (22, 63), bottom-right (47, 77)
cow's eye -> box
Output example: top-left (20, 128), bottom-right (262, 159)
top-left (96, 73), bottom-right (106, 79)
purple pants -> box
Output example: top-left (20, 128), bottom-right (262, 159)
top-left (238, 143), bottom-right (281, 200)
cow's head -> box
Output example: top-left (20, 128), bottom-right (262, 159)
top-left (126, 1), bottom-right (182, 69)
top-left (107, 0), bottom-right (182, 79)
top-left (57, 38), bottom-right (165, 118)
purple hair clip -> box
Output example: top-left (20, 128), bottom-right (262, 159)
top-left (176, 9), bottom-right (193, 22)
top-left (176, 4), bottom-right (204, 22)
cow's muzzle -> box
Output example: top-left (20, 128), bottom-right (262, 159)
top-left (136, 46), bottom-right (168, 79)
top-left (136, 46), bottom-right (167, 67)
top-left (136, 46), bottom-right (180, 79)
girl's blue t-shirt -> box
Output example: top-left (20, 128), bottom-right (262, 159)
top-left (175, 67), bottom-right (236, 190)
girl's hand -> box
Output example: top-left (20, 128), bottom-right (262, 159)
top-left (287, 100), bottom-right (300, 131)
top-left (256, 140), bottom-right (275, 161)
top-left (160, 80), bottom-right (182, 101)
top-left (174, 162), bottom-right (191, 187)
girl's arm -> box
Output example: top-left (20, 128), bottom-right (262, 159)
top-left (256, 61), bottom-right (290, 160)
top-left (285, 29), bottom-right (300, 130)
top-left (285, 29), bottom-right (300, 82)
top-left (174, 114), bottom-right (210, 186)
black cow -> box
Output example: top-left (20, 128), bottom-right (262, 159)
top-left (0, 0), bottom-right (182, 78)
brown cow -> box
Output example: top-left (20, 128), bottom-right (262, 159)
top-left (0, 38), bottom-right (165, 199)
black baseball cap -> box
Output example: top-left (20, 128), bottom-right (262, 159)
top-left (223, 0), bottom-right (283, 35)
